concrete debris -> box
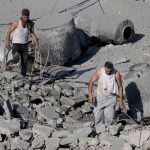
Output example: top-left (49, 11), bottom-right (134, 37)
top-left (124, 130), bottom-right (150, 147)
top-left (32, 123), bottom-right (53, 138)
top-left (52, 130), bottom-right (70, 138)
top-left (32, 136), bottom-right (45, 149)
top-left (0, 63), bottom-right (150, 150)
top-left (19, 129), bottom-right (33, 141)
top-left (45, 138), bottom-right (60, 150)
top-left (60, 96), bottom-right (75, 107)
top-left (111, 138), bottom-right (132, 150)
top-left (0, 118), bottom-right (20, 135)
top-left (12, 79), bottom-right (24, 88)
top-left (11, 137), bottom-right (30, 150)
top-left (38, 106), bottom-right (59, 121)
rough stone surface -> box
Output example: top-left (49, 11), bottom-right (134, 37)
top-left (11, 138), bottom-right (30, 150)
top-left (32, 136), bottom-right (45, 149)
top-left (19, 129), bottom-right (33, 141)
top-left (124, 130), bottom-right (150, 147)
top-left (45, 138), bottom-right (60, 150)
top-left (60, 96), bottom-right (75, 106)
top-left (52, 130), bottom-right (70, 138)
top-left (33, 123), bottom-right (53, 138)
top-left (38, 106), bottom-right (59, 121)
top-left (111, 139), bottom-right (132, 150)
top-left (0, 118), bottom-right (20, 135)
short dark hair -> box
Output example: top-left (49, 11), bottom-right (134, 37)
top-left (104, 61), bottom-right (114, 69)
top-left (22, 9), bottom-right (30, 16)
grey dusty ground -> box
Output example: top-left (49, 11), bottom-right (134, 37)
top-left (1, 0), bottom-right (150, 150)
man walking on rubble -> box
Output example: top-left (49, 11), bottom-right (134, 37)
top-left (88, 61), bottom-right (125, 127)
top-left (5, 8), bottom-right (39, 76)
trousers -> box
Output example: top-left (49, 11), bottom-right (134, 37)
top-left (11, 43), bottom-right (28, 76)
top-left (93, 96), bottom-right (116, 127)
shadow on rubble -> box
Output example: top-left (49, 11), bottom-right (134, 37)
top-left (65, 29), bottom-right (104, 66)
top-left (131, 33), bottom-right (144, 43)
top-left (125, 82), bottom-right (143, 122)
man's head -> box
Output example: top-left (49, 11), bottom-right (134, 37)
top-left (21, 9), bottom-right (30, 22)
top-left (104, 61), bottom-right (114, 75)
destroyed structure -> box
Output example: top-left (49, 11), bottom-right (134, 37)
top-left (0, 0), bottom-right (150, 150)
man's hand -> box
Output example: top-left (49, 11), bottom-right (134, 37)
top-left (88, 94), bottom-right (93, 103)
top-left (35, 43), bottom-right (39, 50)
top-left (6, 41), bottom-right (11, 50)
top-left (118, 100), bottom-right (126, 111)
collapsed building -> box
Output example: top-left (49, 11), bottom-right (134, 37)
top-left (1, 0), bottom-right (150, 150)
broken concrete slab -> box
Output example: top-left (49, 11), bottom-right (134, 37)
top-left (52, 130), bottom-right (70, 138)
top-left (19, 129), bottom-right (33, 141)
top-left (111, 138), bottom-right (132, 150)
top-left (12, 79), bottom-right (24, 88)
top-left (60, 83), bottom-right (74, 91)
top-left (108, 123), bottom-right (123, 136)
top-left (95, 124), bottom-right (106, 134)
top-left (38, 106), bottom-right (59, 122)
top-left (0, 118), bottom-right (20, 135)
top-left (0, 71), bottom-right (17, 80)
top-left (32, 136), bottom-right (45, 149)
top-left (60, 96), bottom-right (75, 107)
top-left (45, 138), bottom-right (60, 150)
top-left (81, 102), bottom-right (93, 114)
top-left (32, 123), bottom-right (53, 138)
top-left (87, 138), bottom-right (100, 146)
top-left (60, 135), bottom-right (78, 146)
top-left (11, 137), bottom-right (30, 150)
top-left (0, 141), bottom-right (11, 150)
top-left (123, 130), bottom-right (150, 147)
top-left (13, 105), bottom-right (36, 121)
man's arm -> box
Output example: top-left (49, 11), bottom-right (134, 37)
top-left (115, 72), bottom-right (125, 110)
top-left (88, 70), bottom-right (101, 103)
top-left (31, 32), bottom-right (39, 48)
top-left (6, 20), bottom-right (18, 49)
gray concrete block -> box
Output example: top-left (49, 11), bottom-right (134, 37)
top-left (45, 138), bottom-right (60, 150)
top-left (32, 123), bottom-right (53, 138)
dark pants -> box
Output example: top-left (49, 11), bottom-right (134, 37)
top-left (11, 43), bottom-right (28, 76)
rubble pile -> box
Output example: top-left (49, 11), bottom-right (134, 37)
top-left (0, 70), bottom-right (149, 150)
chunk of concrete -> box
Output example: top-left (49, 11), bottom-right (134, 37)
top-left (111, 138), bottom-right (132, 150)
top-left (51, 90), bottom-right (61, 101)
top-left (0, 118), bottom-right (20, 135)
top-left (38, 106), bottom-right (59, 121)
top-left (0, 141), bottom-right (10, 150)
top-left (52, 130), bottom-right (70, 138)
top-left (81, 102), bottom-right (93, 114)
top-left (60, 96), bottom-right (75, 106)
top-left (60, 83), bottom-right (74, 91)
top-left (95, 124), bottom-right (106, 134)
top-left (19, 129), bottom-right (33, 141)
top-left (124, 130), bottom-right (150, 147)
top-left (11, 138), bottom-right (30, 150)
top-left (60, 135), bottom-right (78, 146)
top-left (1, 71), bottom-right (17, 80)
top-left (32, 136), bottom-right (45, 149)
top-left (88, 138), bottom-right (100, 146)
top-left (12, 79), bottom-right (24, 88)
top-left (45, 138), bottom-right (60, 150)
top-left (108, 123), bottom-right (123, 136)
top-left (32, 123), bottom-right (53, 138)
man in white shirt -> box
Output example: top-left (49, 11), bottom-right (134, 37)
top-left (88, 61), bottom-right (125, 127)
top-left (6, 8), bottom-right (39, 76)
